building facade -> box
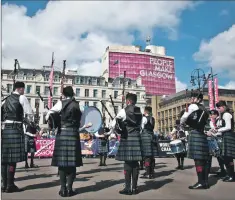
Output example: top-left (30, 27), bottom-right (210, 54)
top-left (151, 89), bottom-right (235, 134)
top-left (2, 68), bottom-right (147, 127)
top-left (101, 45), bottom-right (176, 96)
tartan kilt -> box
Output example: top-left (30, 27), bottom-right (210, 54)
top-left (98, 138), bottom-right (109, 154)
top-left (1, 124), bottom-right (25, 163)
top-left (221, 131), bottom-right (235, 158)
top-left (25, 135), bottom-right (36, 153)
top-left (51, 128), bottom-right (83, 167)
top-left (115, 131), bottom-right (143, 161)
top-left (187, 130), bottom-right (209, 160)
top-left (141, 130), bottom-right (158, 157)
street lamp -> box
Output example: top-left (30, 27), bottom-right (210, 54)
top-left (190, 68), bottom-right (207, 91)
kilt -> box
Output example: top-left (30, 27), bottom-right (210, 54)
top-left (51, 127), bottom-right (83, 167)
top-left (25, 135), bottom-right (36, 153)
top-left (187, 130), bottom-right (209, 160)
top-left (115, 131), bottom-right (142, 161)
top-left (98, 138), bottom-right (109, 154)
top-left (141, 130), bottom-right (158, 157)
top-left (221, 131), bottom-right (235, 158)
top-left (1, 123), bottom-right (25, 163)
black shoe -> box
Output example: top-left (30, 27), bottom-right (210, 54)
top-left (119, 188), bottom-right (132, 195)
top-left (222, 175), bottom-right (230, 181)
top-left (59, 190), bottom-right (67, 197)
top-left (103, 164), bottom-right (107, 166)
top-left (188, 183), bottom-right (206, 189)
top-left (223, 176), bottom-right (234, 182)
top-left (215, 171), bottom-right (226, 178)
top-left (5, 185), bottom-right (22, 193)
top-left (30, 164), bottom-right (39, 168)
top-left (204, 182), bottom-right (210, 189)
top-left (67, 189), bottom-right (76, 197)
top-left (149, 174), bottom-right (154, 179)
top-left (25, 164), bottom-right (29, 169)
top-left (140, 174), bottom-right (149, 179)
top-left (1, 186), bottom-right (6, 193)
top-left (175, 166), bottom-right (181, 170)
top-left (98, 163), bottom-right (103, 166)
top-left (180, 165), bottom-right (184, 170)
top-left (132, 188), bottom-right (139, 195)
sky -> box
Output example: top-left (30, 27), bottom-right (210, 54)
top-left (2, 0), bottom-right (235, 92)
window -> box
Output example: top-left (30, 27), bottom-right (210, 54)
top-left (53, 87), bottom-right (58, 95)
top-left (7, 84), bottom-right (13, 93)
top-left (85, 101), bottom-right (89, 106)
top-left (102, 90), bottom-right (106, 98)
top-left (36, 86), bottom-right (40, 94)
top-left (85, 89), bottom-right (89, 97)
top-left (26, 85), bottom-right (32, 94)
top-left (136, 92), bottom-right (140, 100)
top-left (28, 98), bottom-right (31, 105)
top-left (35, 99), bottom-right (40, 108)
top-left (114, 106), bottom-right (119, 114)
top-left (227, 101), bottom-right (233, 108)
top-left (93, 102), bottom-right (97, 107)
top-left (114, 91), bottom-right (118, 99)
top-left (53, 100), bottom-right (57, 106)
top-left (93, 89), bottom-right (98, 98)
top-left (44, 100), bottom-right (48, 109)
top-left (76, 88), bottom-right (80, 97)
top-left (44, 86), bottom-right (50, 95)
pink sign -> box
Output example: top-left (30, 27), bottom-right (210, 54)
top-left (34, 139), bottom-right (55, 158)
top-left (108, 52), bottom-right (176, 95)
top-left (208, 80), bottom-right (214, 110)
top-left (214, 78), bottom-right (219, 104)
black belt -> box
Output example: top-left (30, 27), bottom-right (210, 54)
top-left (4, 123), bottom-right (23, 129)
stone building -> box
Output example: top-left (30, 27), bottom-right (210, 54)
top-left (151, 89), bottom-right (235, 134)
top-left (2, 67), bottom-right (147, 127)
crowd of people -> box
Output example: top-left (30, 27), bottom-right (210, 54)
top-left (1, 81), bottom-right (235, 197)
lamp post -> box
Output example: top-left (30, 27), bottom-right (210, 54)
top-left (190, 68), bottom-right (207, 91)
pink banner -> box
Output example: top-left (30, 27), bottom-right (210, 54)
top-left (208, 80), bottom-right (214, 110)
top-left (35, 139), bottom-right (55, 158)
top-left (214, 77), bottom-right (219, 104)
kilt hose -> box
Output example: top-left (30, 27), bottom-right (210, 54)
top-left (116, 131), bottom-right (143, 161)
top-left (187, 130), bottom-right (209, 160)
top-left (25, 135), bottom-right (36, 153)
top-left (98, 138), bottom-right (109, 154)
top-left (222, 131), bottom-right (235, 158)
top-left (1, 123), bottom-right (25, 163)
top-left (51, 128), bottom-right (83, 167)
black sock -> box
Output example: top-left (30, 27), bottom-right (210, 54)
top-left (30, 153), bottom-right (35, 166)
top-left (67, 167), bottom-right (76, 190)
top-left (103, 154), bottom-right (107, 165)
top-left (58, 167), bottom-right (67, 191)
top-left (195, 160), bottom-right (205, 184)
top-left (132, 162), bottom-right (139, 190)
top-left (7, 163), bottom-right (16, 187)
top-left (180, 156), bottom-right (184, 167)
top-left (99, 154), bottom-right (103, 165)
top-left (1, 163), bottom-right (7, 188)
top-left (217, 157), bottom-right (225, 172)
top-left (144, 157), bottom-right (151, 175)
top-left (25, 153), bottom-right (28, 166)
top-left (124, 162), bottom-right (132, 190)
top-left (176, 157), bottom-right (180, 166)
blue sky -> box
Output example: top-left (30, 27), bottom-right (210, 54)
top-left (2, 1), bottom-right (235, 91)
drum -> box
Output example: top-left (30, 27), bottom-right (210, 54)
top-left (169, 139), bottom-right (185, 154)
top-left (80, 106), bottom-right (102, 133)
top-left (207, 136), bottom-right (220, 157)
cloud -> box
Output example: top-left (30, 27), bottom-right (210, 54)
top-left (219, 81), bottom-right (235, 89)
top-left (219, 9), bottom-right (229, 16)
top-left (2, 1), bottom-right (197, 75)
top-left (193, 24), bottom-right (235, 79)
top-left (175, 77), bottom-right (187, 92)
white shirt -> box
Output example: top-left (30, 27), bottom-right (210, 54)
top-left (45, 100), bottom-right (62, 121)
top-left (3, 91), bottom-right (34, 123)
top-left (217, 112), bottom-right (233, 133)
top-left (110, 108), bottom-right (126, 129)
top-left (141, 115), bottom-right (148, 130)
top-left (180, 104), bottom-right (199, 124)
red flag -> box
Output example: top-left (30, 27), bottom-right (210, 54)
top-left (48, 52), bottom-right (54, 109)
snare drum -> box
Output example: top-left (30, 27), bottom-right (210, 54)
top-left (207, 136), bottom-right (220, 157)
top-left (170, 139), bottom-right (185, 154)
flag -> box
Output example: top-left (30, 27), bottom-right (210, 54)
top-left (48, 52), bottom-right (54, 109)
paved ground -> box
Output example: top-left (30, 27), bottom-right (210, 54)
top-left (2, 157), bottom-right (235, 199)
